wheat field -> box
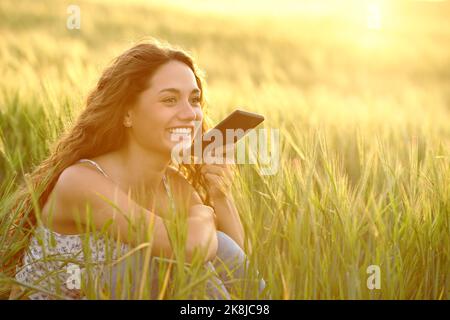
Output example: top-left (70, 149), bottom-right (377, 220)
top-left (0, 0), bottom-right (449, 299)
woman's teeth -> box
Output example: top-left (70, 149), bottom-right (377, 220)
top-left (168, 127), bottom-right (191, 134)
top-left (168, 128), bottom-right (192, 143)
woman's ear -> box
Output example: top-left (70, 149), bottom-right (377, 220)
top-left (123, 110), bottom-right (133, 128)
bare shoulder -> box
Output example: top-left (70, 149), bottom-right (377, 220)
top-left (56, 162), bottom-right (112, 197)
top-left (49, 162), bottom-right (119, 216)
top-left (41, 162), bottom-right (118, 232)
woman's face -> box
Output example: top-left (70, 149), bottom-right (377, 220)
top-left (125, 60), bottom-right (203, 156)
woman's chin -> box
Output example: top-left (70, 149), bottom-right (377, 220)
top-left (166, 139), bottom-right (193, 154)
top-left (161, 132), bottom-right (193, 160)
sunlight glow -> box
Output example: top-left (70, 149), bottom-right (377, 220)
top-left (367, 3), bottom-right (382, 30)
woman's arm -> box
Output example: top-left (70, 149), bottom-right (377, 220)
top-left (201, 164), bottom-right (246, 252)
top-left (165, 165), bottom-right (247, 254)
top-left (52, 165), bottom-right (218, 263)
top-left (209, 193), bottom-right (245, 251)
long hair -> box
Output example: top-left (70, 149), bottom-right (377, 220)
top-left (2, 38), bottom-right (212, 280)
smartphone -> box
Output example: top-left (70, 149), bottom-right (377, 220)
top-left (191, 109), bottom-right (265, 155)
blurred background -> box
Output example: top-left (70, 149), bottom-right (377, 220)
top-left (0, 0), bottom-right (449, 299)
top-left (1, 0), bottom-right (449, 180)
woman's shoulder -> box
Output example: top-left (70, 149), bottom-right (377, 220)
top-left (41, 162), bottom-right (113, 233)
top-left (49, 161), bottom-right (118, 214)
top-left (57, 161), bottom-right (111, 191)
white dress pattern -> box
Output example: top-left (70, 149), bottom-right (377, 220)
top-left (14, 225), bottom-right (129, 299)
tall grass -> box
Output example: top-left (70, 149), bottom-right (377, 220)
top-left (0, 0), bottom-right (449, 299)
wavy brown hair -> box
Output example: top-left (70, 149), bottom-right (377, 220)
top-left (1, 38), bottom-right (213, 283)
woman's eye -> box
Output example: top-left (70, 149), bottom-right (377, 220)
top-left (191, 97), bottom-right (201, 104)
top-left (163, 97), bottom-right (176, 104)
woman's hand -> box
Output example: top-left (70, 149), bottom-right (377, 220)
top-left (201, 163), bottom-right (235, 200)
top-left (199, 146), bottom-right (245, 250)
top-left (200, 162), bottom-right (245, 250)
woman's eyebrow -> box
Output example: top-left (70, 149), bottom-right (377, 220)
top-left (158, 88), bottom-right (201, 94)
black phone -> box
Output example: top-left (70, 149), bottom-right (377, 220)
top-left (191, 109), bottom-right (265, 155)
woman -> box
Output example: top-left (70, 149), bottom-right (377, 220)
top-left (7, 39), bottom-right (266, 299)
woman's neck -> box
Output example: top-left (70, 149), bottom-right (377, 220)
top-left (115, 142), bottom-right (171, 195)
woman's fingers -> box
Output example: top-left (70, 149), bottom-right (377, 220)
top-left (204, 172), bottom-right (220, 184)
top-left (201, 164), bottom-right (234, 181)
top-left (204, 173), bottom-right (228, 195)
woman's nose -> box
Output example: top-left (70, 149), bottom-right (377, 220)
top-left (178, 100), bottom-right (197, 121)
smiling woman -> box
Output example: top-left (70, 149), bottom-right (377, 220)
top-left (4, 38), bottom-right (266, 300)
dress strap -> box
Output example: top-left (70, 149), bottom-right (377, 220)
top-left (77, 159), bottom-right (109, 178)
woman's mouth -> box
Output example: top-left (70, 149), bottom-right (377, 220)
top-left (167, 127), bottom-right (193, 142)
